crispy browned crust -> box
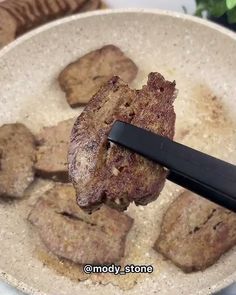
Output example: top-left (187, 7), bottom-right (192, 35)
top-left (56, 0), bottom-right (69, 13)
top-left (0, 123), bottom-right (36, 198)
top-left (0, 8), bottom-right (17, 48)
top-left (0, 1), bottom-right (26, 30)
top-left (0, 0), bottom-right (90, 38)
top-left (14, 0), bottom-right (38, 28)
top-left (69, 72), bottom-right (177, 212)
top-left (28, 184), bottom-right (133, 264)
top-left (35, 118), bottom-right (75, 182)
top-left (58, 44), bottom-right (138, 107)
top-left (154, 191), bottom-right (236, 273)
top-left (78, 0), bottom-right (100, 12)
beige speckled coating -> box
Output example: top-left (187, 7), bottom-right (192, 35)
top-left (0, 9), bottom-right (236, 295)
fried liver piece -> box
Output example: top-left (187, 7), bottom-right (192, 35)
top-left (58, 45), bottom-right (138, 107)
top-left (69, 72), bottom-right (177, 212)
top-left (0, 1), bottom-right (27, 32)
top-left (0, 123), bottom-right (35, 198)
top-left (0, 8), bottom-right (17, 48)
top-left (154, 191), bottom-right (236, 272)
top-left (35, 118), bottom-right (75, 182)
top-left (79, 0), bottom-right (100, 11)
top-left (28, 184), bottom-right (133, 264)
top-left (0, 0), bottom-right (89, 38)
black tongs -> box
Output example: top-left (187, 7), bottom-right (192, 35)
top-left (108, 121), bottom-right (236, 213)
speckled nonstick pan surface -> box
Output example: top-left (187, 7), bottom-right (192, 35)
top-left (0, 9), bottom-right (236, 295)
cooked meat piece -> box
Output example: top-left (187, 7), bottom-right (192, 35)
top-left (79, 0), bottom-right (100, 12)
top-left (69, 72), bottom-right (177, 212)
top-left (0, 8), bottom-right (17, 48)
top-left (55, 0), bottom-right (69, 13)
top-left (0, 0), bottom-right (88, 35)
top-left (36, 0), bottom-right (51, 17)
top-left (45, 0), bottom-right (62, 16)
top-left (24, 0), bottom-right (42, 19)
top-left (35, 118), bottom-right (75, 182)
top-left (154, 191), bottom-right (236, 273)
top-left (63, 0), bottom-right (86, 13)
top-left (58, 44), bottom-right (138, 107)
top-left (0, 123), bottom-right (35, 198)
top-left (11, 0), bottom-right (37, 29)
top-left (0, 2), bottom-right (26, 32)
top-left (28, 184), bottom-right (133, 264)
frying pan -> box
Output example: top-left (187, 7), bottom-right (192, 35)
top-left (0, 9), bottom-right (235, 295)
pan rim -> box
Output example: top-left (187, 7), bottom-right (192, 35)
top-left (1, 8), bottom-right (236, 58)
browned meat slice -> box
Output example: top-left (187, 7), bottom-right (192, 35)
top-left (0, 0), bottom-right (88, 36)
top-left (28, 184), bottom-right (133, 264)
top-left (0, 123), bottom-right (35, 198)
top-left (11, 0), bottom-right (37, 29)
top-left (45, 0), bottom-right (62, 16)
top-left (56, 0), bottom-right (69, 13)
top-left (0, 8), bottom-right (17, 48)
top-left (0, 0), bottom-right (40, 33)
top-left (58, 45), bottom-right (138, 107)
top-left (37, 0), bottom-right (53, 17)
top-left (154, 191), bottom-right (236, 273)
top-left (35, 118), bottom-right (75, 182)
top-left (0, 1), bottom-right (27, 32)
top-left (24, 0), bottom-right (42, 19)
top-left (37, 0), bottom-right (51, 17)
top-left (69, 72), bottom-right (177, 212)
top-left (63, 0), bottom-right (86, 13)
top-left (79, 0), bottom-right (101, 12)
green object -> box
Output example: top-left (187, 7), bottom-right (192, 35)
top-left (195, 0), bottom-right (236, 23)
top-left (226, 0), bottom-right (236, 9)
